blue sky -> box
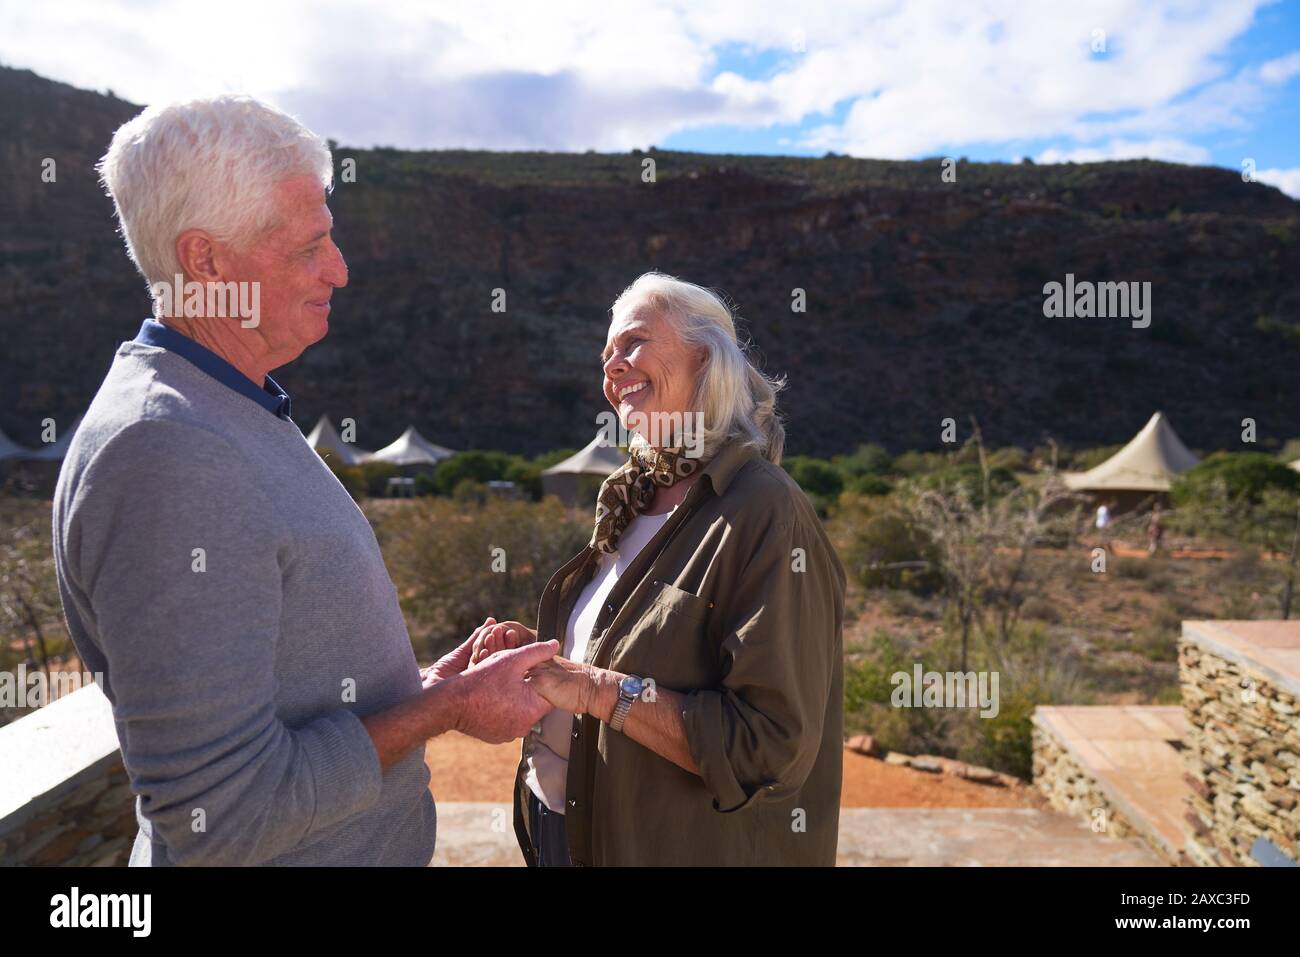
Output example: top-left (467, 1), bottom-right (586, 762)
top-left (661, 1), bottom-right (1300, 191)
top-left (1, 0), bottom-right (1297, 193)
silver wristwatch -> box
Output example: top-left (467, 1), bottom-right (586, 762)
top-left (608, 674), bottom-right (644, 733)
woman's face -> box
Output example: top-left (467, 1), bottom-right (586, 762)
top-left (601, 306), bottom-right (704, 441)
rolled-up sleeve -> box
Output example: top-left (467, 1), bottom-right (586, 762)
top-left (681, 501), bottom-right (841, 813)
top-left (73, 421), bottom-right (383, 865)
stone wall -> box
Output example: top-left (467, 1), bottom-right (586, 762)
top-left (0, 683), bottom-right (136, 866)
top-left (0, 756), bottom-right (136, 865)
top-left (1179, 629), bottom-right (1300, 868)
top-left (1031, 719), bottom-right (1179, 864)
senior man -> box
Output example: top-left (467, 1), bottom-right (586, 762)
top-left (52, 95), bottom-right (556, 866)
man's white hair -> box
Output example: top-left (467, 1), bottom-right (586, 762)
top-left (97, 94), bottom-right (333, 315)
top-left (611, 271), bottom-right (786, 464)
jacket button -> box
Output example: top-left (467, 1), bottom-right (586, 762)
top-left (606, 604), bottom-right (614, 613)
top-left (568, 798), bottom-right (578, 808)
top-left (572, 729), bottom-right (580, 739)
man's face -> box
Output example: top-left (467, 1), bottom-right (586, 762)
top-left (223, 173), bottom-right (348, 361)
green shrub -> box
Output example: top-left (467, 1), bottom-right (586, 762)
top-left (844, 507), bottom-right (943, 595)
top-left (782, 456), bottom-right (844, 498)
top-left (358, 460), bottom-right (400, 497)
top-left (971, 685), bottom-right (1038, 780)
top-left (1172, 451), bottom-right (1300, 507)
top-left (832, 443), bottom-right (893, 479)
top-left (915, 462), bottom-right (1019, 505)
top-left (433, 450), bottom-right (518, 495)
top-left (845, 474), bottom-right (893, 496)
top-left (376, 497), bottom-right (588, 659)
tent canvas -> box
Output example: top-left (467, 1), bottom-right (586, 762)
top-left (304, 415), bottom-right (372, 466)
top-left (1062, 411), bottom-right (1199, 493)
top-left (367, 425), bottom-right (455, 467)
top-left (0, 427), bottom-right (31, 462)
top-left (541, 432), bottom-right (627, 477)
top-left (541, 432), bottom-right (627, 506)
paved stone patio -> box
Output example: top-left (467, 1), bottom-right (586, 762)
top-left (430, 802), bottom-right (1164, 866)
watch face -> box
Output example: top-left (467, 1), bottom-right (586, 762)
top-left (620, 675), bottom-right (644, 697)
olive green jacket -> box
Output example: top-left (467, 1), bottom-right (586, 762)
top-left (513, 437), bottom-right (846, 866)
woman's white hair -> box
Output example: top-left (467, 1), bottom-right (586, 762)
top-left (611, 271), bottom-right (786, 464)
top-left (96, 94), bottom-right (333, 315)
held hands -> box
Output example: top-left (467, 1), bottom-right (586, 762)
top-left (469, 620), bottom-right (538, 666)
top-left (422, 617), bottom-right (505, 688)
top-left (464, 616), bottom-right (619, 719)
top-left (419, 617), bottom-right (560, 744)
top-left (524, 657), bottom-right (620, 721)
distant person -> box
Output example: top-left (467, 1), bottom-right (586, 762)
top-left (1148, 503), bottom-right (1165, 555)
top-left (52, 96), bottom-right (556, 866)
top-left (1095, 503), bottom-right (1111, 531)
top-left (469, 273), bottom-right (846, 865)
top-left (1095, 502), bottom-right (1113, 551)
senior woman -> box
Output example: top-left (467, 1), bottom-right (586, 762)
top-left (473, 272), bottom-right (846, 866)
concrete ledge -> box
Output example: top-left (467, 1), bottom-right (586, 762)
top-left (0, 683), bottom-right (120, 836)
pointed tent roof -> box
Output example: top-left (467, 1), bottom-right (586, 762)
top-left (542, 432), bottom-right (627, 477)
top-left (1063, 411), bottom-right (1200, 492)
top-left (367, 426), bottom-right (455, 467)
top-left (0, 427), bottom-right (31, 461)
top-left (26, 415), bottom-right (83, 461)
top-left (304, 415), bottom-right (372, 466)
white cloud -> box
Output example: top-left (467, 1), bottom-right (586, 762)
top-left (1036, 138), bottom-right (1212, 164)
top-left (0, 0), bottom-right (1293, 161)
top-left (1255, 167), bottom-right (1300, 198)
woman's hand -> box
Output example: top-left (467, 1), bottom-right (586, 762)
top-left (423, 617), bottom-right (500, 688)
top-left (523, 656), bottom-right (618, 718)
top-left (469, 620), bottom-right (538, 667)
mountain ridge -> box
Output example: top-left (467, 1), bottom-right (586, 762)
top-left (2, 64), bottom-right (1297, 457)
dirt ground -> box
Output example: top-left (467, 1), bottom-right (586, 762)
top-left (424, 732), bottom-right (1044, 809)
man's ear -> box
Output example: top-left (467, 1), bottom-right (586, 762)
top-left (175, 229), bottom-right (222, 284)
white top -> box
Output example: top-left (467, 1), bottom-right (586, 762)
top-left (523, 509), bottom-right (673, 813)
top-left (1096, 504), bottom-right (1111, 529)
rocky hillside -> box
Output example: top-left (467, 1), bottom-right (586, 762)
top-left (2, 64), bottom-right (1298, 457)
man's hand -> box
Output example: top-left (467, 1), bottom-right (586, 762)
top-left (451, 640), bottom-right (560, 743)
top-left (469, 620), bottom-right (538, 667)
top-left (524, 656), bottom-right (620, 720)
top-left (422, 617), bottom-right (500, 688)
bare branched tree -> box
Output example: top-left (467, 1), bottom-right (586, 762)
top-left (903, 419), bottom-right (1084, 673)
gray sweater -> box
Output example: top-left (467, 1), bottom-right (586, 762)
top-left (52, 340), bottom-right (437, 865)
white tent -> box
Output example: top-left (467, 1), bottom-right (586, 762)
top-left (367, 425), bottom-right (456, 467)
top-left (0, 427), bottom-right (31, 461)
top-left (25, 415), bottom-right (82, 462)
top-left (1063, 411), bottom-right (1200, 493)
top-left (541, 432), bottom-right (627, 505)
top-left (304, 415), bottom-right (372, 466)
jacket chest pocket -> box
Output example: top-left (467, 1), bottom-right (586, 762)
top-left (607, 580), bottom-right (715, 686)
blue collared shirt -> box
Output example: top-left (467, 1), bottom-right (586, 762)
top-left (133, 318), bottom-right (293, 420)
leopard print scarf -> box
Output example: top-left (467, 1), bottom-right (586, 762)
top-left (590, 445), bottom-right (702, 554)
